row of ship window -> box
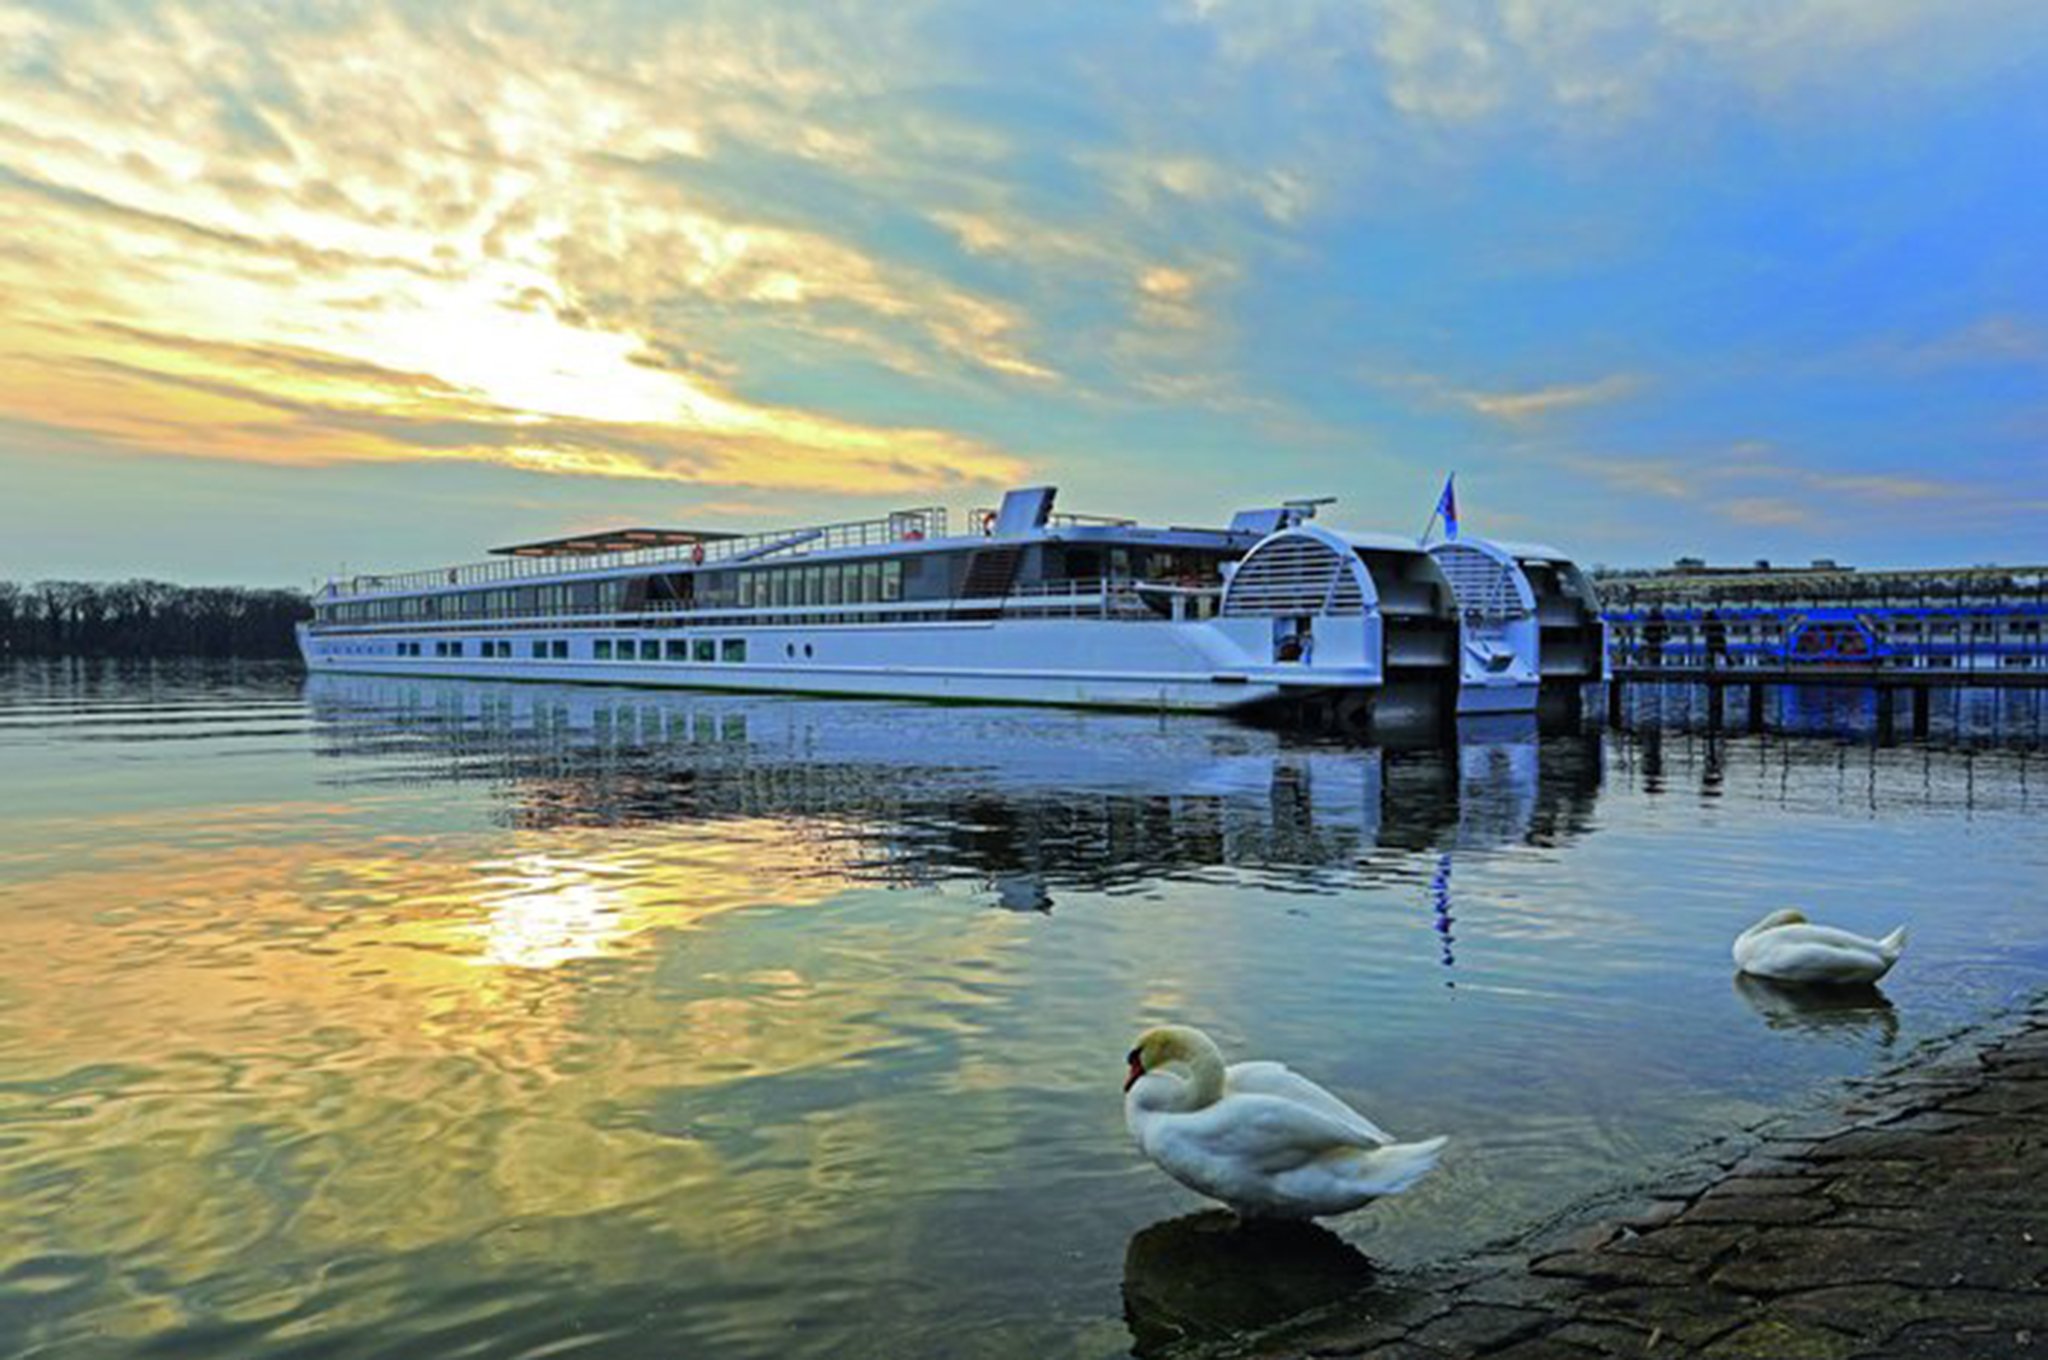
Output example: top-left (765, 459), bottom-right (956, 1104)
top-left (318, 558), bottom-right (912, 623)
top-left (596, 638), bottom-right (749, 663)
top-left (323, 583), bottom-right (634, 623)
top-left (376, 638), bottom-right (752, 663)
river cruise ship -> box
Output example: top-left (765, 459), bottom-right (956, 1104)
top-left (301, 487), bottom-right (1462, 729)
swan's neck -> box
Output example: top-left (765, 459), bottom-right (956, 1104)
top-left (1180, 1049), bottom-right (1225, 1108)
top-left (1743, 909), bottom-right (1807, 939)
top-left (1130, 1036), bottom-right (1220, 1114)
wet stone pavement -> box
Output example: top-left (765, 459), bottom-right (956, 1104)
top-left (1221, 996), bottom-right (2048, 1360)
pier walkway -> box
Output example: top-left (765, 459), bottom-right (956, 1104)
top-left (1594, 559), bottom-right (2048, 690)
top-left (1231, 995), bottom-right (2048, 1360)
top-left (1610, 664), bottom-right (2048, 690)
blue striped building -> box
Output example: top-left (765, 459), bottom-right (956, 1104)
top-left (1596, 561), bottom-right (2048, 674)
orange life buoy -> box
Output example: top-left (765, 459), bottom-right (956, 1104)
top-left (690, 542), bottom-right (706, 566)
top-left (902, 528), bottom-right (924, 542)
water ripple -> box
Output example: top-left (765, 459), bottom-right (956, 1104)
top-left (0, 664), bottom-right (2042, 1359)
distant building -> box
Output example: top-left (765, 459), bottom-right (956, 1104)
top-left (1592, 560), bottom-right (2048, 673)
top-left (1614, 557), bottom-right (1857, 582)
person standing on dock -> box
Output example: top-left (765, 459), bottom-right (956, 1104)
top-left (1704, 610), bottom-right (1728, 671)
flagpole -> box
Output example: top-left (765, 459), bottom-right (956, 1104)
top-left (1419, 470), bottom-right (1455, 544)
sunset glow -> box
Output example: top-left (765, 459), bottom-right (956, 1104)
top-left (4, 1), bottom-right (2045, 581)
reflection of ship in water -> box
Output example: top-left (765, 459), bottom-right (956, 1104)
top-left (1413, 713), bottom-right (1604, 983)
top-left (1446, 713), bottom-right (1604, 851)
top-left (305, 674), bottom-right (1603, 903)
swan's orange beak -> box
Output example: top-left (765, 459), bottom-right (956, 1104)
top-left (1124, 1048), bottom-right (1144, 1092)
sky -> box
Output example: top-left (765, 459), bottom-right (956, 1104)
top-left (3, 0), bottom-right (2046, 586)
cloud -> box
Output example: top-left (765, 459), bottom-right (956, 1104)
top-left (1718, 496), bottom-right (1811, 527)
top-left (1564, 455), bottom-right (1692, 500)
top-left (1458, 374), bottom-right (1642, 422)
top-left (1374, 0), bottom-right (1508, 123)
top-left (1129, 261), bottom-right (1240, 337)
top-left (577, 154), bottom-right (1057, 382)
top-left (1882, 317), bottom-right (2048, 372)
top-left (75, 321), bottom-right (476, 405)
top-left (0, 0), bottom-right (1065, 504)
top-left (1184, 0), bottom-right (2048, 134)
top-left (929, 210), bottom-right (1016, 257)
top-left (1086, 149), bottom-right (1314, 228)
top-left (1559, 446), bottom-right (2000, 535)
top-left (1365, 367), bottom-right (1644, 423)
top-left (1137, 267), bottom-right (1200, 304)
top-left (1810, 473), bottom-right (1955, 502)
top-left (1, 327), bottom-right (1028, 496)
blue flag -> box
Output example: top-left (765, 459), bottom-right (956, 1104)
top-left (1435, 474), bottom-right (1459, 542)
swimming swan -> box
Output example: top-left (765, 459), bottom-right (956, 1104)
top-left (1732, 909), bottom-right (1906, 985)
top-left (1123, 1025), bottom-right (1447, 1219)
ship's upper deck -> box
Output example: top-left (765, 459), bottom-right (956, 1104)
top-left (317, 487), bottom-right (1284, 603)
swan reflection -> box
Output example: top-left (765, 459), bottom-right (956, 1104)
top-left (1733, 973), bottom-right (1899, 1045)
top-left (1122, 1210), bottom-right (1391, 1357)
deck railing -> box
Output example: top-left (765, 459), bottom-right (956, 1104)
top-left (964, 509), bottom-right (1142, 533)
top-left (1593, 565), bottom-right (2048, 613)
top-left (322, 507), bottom-right (948, 600)
top-left (311, 574), bottom-right (1228, 633)
top-left (1605, 633), bottom-right (2048, 672)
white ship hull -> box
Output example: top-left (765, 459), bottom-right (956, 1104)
top-left (298, 617), bottom-right (1380, 714)
top-left (1430, 538), bottom-right (1605, 716)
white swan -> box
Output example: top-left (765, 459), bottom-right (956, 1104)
top-left (1732, 909), bottom-right (1906, 985)
top-left (1122, 1025), bottom-right (1447, 1219)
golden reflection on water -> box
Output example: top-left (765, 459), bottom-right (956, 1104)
top-left (473, 865), bottom-right (628, 971)
top-left (0, 802), bottom-right (1056, 1350)
top-left (468, 835), bottom-right (808, 972)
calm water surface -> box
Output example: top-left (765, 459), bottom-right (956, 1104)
top-left (1, 663), bottom-right (2044, 1359)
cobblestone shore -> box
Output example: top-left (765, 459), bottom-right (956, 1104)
top-left (1230, 996), bottom-right (2048, 1360)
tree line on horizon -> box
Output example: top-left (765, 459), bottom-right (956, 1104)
top-left (0, 580), bottom-right (311, 658)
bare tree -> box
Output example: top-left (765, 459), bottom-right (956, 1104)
top-left (0, 580), bottom-right (311, 658)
